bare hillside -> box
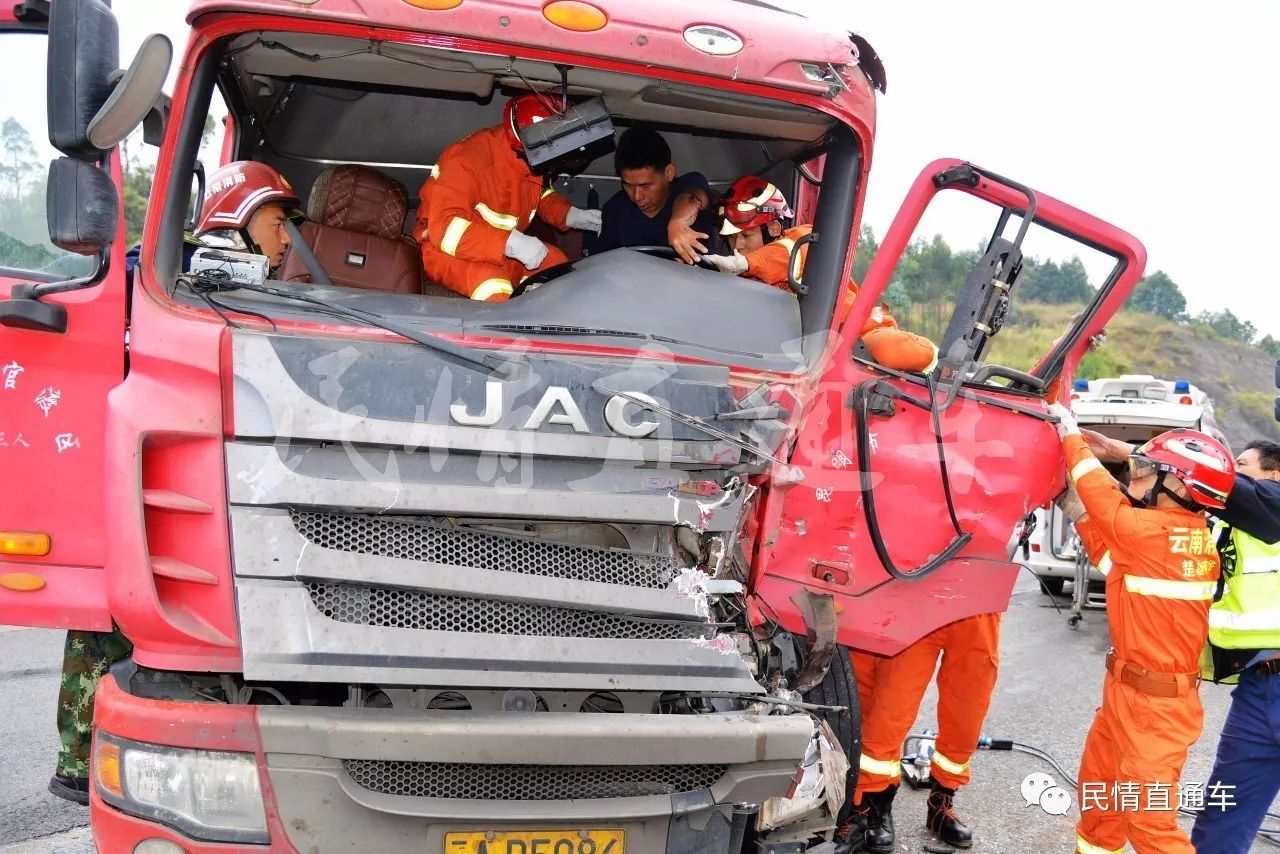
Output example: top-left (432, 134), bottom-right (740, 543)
top-left (987, 305), bottom-right (1278, 448)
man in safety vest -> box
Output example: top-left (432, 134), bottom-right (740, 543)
top-left (1055, 413), bottom-right (1236, 854)
top-left (1197, 440), bottom-right (1280, 851)
top-left (705, 176), bottom-right (938, 374)
top-left (416, 94), bottom-right (603, 301)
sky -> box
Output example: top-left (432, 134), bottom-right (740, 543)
top-left (8, 1), bottom-right (1279, 336)
top-left (783, 0), bottom-right (1280, 336)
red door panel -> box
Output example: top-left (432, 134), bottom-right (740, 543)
top-left (752, 158), bottom-right (1146, 655)
top-left (0, 19), bottom-right (127, 628)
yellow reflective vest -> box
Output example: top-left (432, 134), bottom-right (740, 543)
top-left (1201, 522), bottom-right (1280, 682)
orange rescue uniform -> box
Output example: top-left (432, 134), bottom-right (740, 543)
top-left (1064, 435), bottom-right (1219, 854)
top-left (416, 124), bottom-right (573, 301)
top-left (741, 225), bottom-right (938, 373)
top-left (850, 613), bottom-right (1001, 799)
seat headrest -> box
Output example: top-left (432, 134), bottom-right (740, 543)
top-left (307, 164), bottom-right (408, 241)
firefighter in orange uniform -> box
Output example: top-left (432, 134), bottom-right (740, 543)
top-left (416, 94), bottom-right (603, 301)
top-left (839, 614), bottom-right (1002, 852)
top-left (1049, 404), bottom-right (1235, 854)
top-left (704, 176), bottom-right (938, 374)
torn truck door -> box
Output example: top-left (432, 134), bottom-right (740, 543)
top-left (752, 158), bottom-right (1147, 656)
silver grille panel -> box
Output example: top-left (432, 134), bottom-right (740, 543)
top-left (308, 583), bottom-right (714, 641)
top-left (343, 759), bottom-right (728, 800)
top-left (291, 510), bottom-right (677, 588)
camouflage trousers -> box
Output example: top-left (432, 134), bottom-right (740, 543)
top-left (55, 627), bottom-right (133, 779)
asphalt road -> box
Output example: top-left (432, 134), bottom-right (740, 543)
top-left (0, 572), bottom-right (1275, 852)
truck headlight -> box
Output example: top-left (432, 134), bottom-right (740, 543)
top-left (94, 732), bottom-right (269, 844)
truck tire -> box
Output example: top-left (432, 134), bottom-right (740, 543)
top-left (802, 644), bottom-right (860, 820)
top-left (1039, 576), bottom-right (1065, 596)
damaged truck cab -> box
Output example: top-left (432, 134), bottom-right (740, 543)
top-left (0, 1), bottom-right (1145, 851)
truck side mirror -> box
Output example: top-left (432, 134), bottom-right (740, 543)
top-left (87, 33), bottom-right (173, 150)
top-left (47, 0), bottom-right (120, 159)
top-left (0, 157), bottom-right (117, 334)
top-left (47, 157), bottom-right (119, 255)
top-left (47, 0), bottom-right (172, 159)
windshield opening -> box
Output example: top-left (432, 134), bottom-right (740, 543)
top-left (860, 186), bottom-right (1125, 391)
top-left (153, 27), bottom-right (860, 374)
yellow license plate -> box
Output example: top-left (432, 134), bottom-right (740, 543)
top-left (444, 829), bottom-right (624, 854)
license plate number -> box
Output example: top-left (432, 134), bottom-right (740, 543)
top-left (444, 830), bottom-right (624, 854)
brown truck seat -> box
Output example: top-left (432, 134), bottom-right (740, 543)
top-left (280, 164), bottom-right (422, 294)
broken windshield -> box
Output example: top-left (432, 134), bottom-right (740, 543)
top-left (152, 27), bottom-right (861, 374)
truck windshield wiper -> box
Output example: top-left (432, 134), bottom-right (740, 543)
top-left (592, 380), bottom-right (787, 467)
top-left (181, 274), bottom-right (523, 378)
top-left (477, 323), bottom-right (762, 358)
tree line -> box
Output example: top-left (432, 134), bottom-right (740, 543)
top-left (1, 114), bottom-right (215, 264)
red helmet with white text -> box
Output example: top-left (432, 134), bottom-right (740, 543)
top-left (1129, 429), bottom-right (1235, 510)
top-left (195, 161), bottom-right (299, 235)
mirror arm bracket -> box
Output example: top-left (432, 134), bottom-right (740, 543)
top-left (0, 247), bottom-right (111, 334)
top-left (32, 245), bottom-right (111, 297)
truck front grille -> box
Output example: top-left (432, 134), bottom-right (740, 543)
top-left (291, 510), bottom-right (677, 588)
top-left (307, 582), bottom-right (713, 640)
top-left (343, 760), bottom-right (728, 800)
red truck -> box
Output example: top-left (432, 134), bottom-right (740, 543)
top-left (0, 1), bottom-right (1145, 851)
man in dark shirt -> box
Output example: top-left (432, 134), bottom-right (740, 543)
top-left (595, 126), bottom-right (718, 263)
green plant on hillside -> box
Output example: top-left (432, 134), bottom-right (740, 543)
top-left (1228, 392), bottom-right (1275, 426)
top-left (1196, 308), bottom-right (1257, 345)
top-left (1128, 271), bottom-right (1187, 322)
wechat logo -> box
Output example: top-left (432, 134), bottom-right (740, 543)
top-left (1022, 772), bottom-right (1072, 816)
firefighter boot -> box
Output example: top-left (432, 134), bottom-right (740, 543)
top-left (926, 779), bottom-right (973, 849)
top-left (835, 785), bottom-right (897, 854)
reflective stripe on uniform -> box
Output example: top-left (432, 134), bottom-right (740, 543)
top-left (922, 343), bottom-right (940, 374)
top-left (1075, 835), bottom-right (1122, 854)
top-left (441, 217), bottom-right (471, 256)
top-left (470, 278), bottom-right (513, 301)
top-left (1123, 575), bottom-right (1216, 601)
top-left (1071, 458), bottom-right (1105, 483)
top-left (774, 237), bottom-right (801, 282)
top-left (475, 202), bottom-right (520, 230)
top-left (930, 751), bottom-right (968, 776)
top-left (541, 187), bottom-right (555, 199)
top-left (1096, 551), bottom-right (1112, 576)
top-left (1238, 555), bottom-right (1280, 574)
top-left (858, 754), bottom-right (901, 779)
top-left (1208, 606), bottom-right (1280, 631)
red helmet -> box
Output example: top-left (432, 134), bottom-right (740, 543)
top-left (503, 93), bottom-right (560, 151)
top-left (196, 161), bottom-right (300, 234)
top-left (719, 176), bottom-right (793, 236)
top-left (1130, 429), bottom-right (1235, 510)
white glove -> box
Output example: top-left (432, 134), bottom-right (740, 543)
top-left (703, 252), bottom-right (749, 276)
top-left (1056, 480), bottom-right (1087, 523)
top-left (1047, 402), bottom-right (1080, 439)
top-left (566, 207), bottom-right (602, 234)
top-left (504, 230), bottom-right (549, 270)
